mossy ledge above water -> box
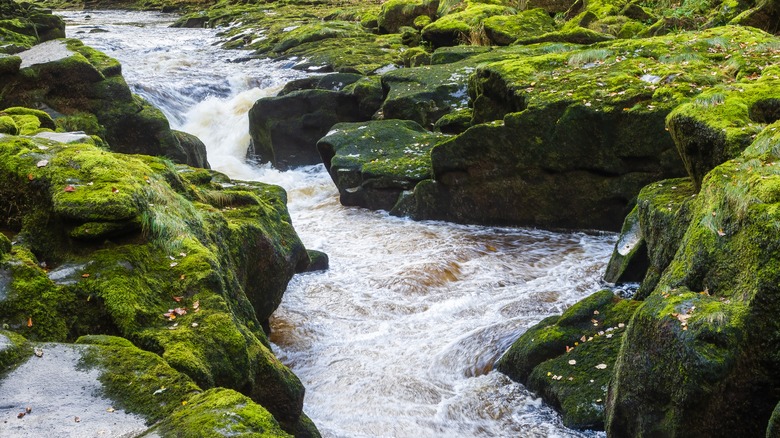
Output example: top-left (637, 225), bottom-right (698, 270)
top-left (0, 130), bottom-right (317, 436)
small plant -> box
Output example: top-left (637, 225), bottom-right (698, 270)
top-left (567, 48), bottom-right (612, 67)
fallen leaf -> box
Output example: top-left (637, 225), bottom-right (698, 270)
top-left (25, 407), bottom-right (31, 414)
top-left (153, 387), bottom-right (167, 395)
top-left (174, 307), bottom-right (187, 316)
top-left (179, 274), bottom-right (186, 281)
top-left (181, 400), bottom-right (187, 406)
top-left (172, 296), bottom-right (183, 302)
top-left (193, 300), bottom-right (200, 311)
top-left (568, 360), bottom-right (576, 365)
top-left (34, 348), bottom-right (43, 357)
top-left (170, 262), bottom-right (178, 267)
top-left (717, 228), bottom-right (726, 237)
top-left (82, 273), bottom-right (90, 278)
top-left (27, 317), bottom-right (32, 327)
top-left (74, 416), bottom-right (80, 423)
top-left (111, 187), bottom-right (119, 193)
top-left (191, 322), bottom-right (198, 328)
top-left (595, 363), bottom-right (608, 369)
top-left (27, 173), bottom-right (34, 181)
top-left (618, 323), bottom-right (625, 328)
top-left (17, 412), bottom-right (25, 419)
top-left (64, 185), bottom-right (76, 192)
top-left (106, 407), bottom-right (115, 413)
top-left (36, 160), bottom-right (48, 168)
top-left (593, 310), bottom-right (600, 315)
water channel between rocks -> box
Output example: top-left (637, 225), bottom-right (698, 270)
top-left (60, 11), bottom-right (613, 438)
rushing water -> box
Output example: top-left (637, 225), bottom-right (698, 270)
top-left (61, 11), bottom-right (613, 437)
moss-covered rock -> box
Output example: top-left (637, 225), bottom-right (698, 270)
top-left (0, 330), bottom-right (31, 371)
top-left (731, 0), bottom-right (780, 34)
top-left (0, 40), bottom-right (207, 168)
top-left (153, 388), bottom-right (292, 437)
top-left (497, 289), bottom-right (640, 429)
top-left (400, 26), bottom-right (779, 230)
top-left (667, 76), bottom-right (780, 190)
top-left (0, 1), bottom-right (64, 54)
top-left (248, 86), bottom-right (373, 169)
top-left (482, 8), bottom-right (557, 45)
top-left (317, 119), bottom-right (444, 211)
top-left (378, 0), bottom-right (439, 34)
top-left (605, 120), bottom-right (780, 437)
top-left (380, 63), bottom-right (474, 128)
top-left (302, 250), bottom-right (329, 272)
top-left (422, 4), bottom-right (513, 48)
top-left (0, 134), bottom-right (313, 435)
top-left (514, 26), bottom-right (614, 45)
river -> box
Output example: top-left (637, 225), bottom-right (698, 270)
top-left (60, 11), bottom-right (613, 437)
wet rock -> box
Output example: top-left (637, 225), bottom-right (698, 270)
top-left (249, 75), bottom-right (382, 169)
top-left (605, 120), bottom-right (780, 437)
top-left (172, 129), bottom-right (210, 169)
top-left (603, 206), bottom-right (648, 285)
top-left (318, 119), bottom-right (444, 211)
top-left (497, 290), bottom-right (640, 430)
top-left (302, 250), bottom-right (329, 272)
top-left (730, 0), bottom-right (780, 34)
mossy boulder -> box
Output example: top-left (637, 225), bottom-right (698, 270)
top-left (667, 76), bottom-right (780, 190)
top-left (399, 26), bottom-right (779, 230)
top-left (482, 8), bottom-right (557, 46)
top-left (378, 0), bottom-right (439, 34)
top-left (497, 289), bottom-right (640, 429)
top-left (605, 120), bottom-right (780, 437)
top-left (0, 1), bottom-right (64, 54)
top-left (422, 4), bottom-right (514, 48)
top-left (0, 134), bottom-right (314, 435)
top-left (248, 82), bottom-right (377, 169)
top-left (514, 26), bottom-right (614, 45)
top-left (272, 21), bottom-right (366, 53)
top-left (317, 119), bottom-right (444, 211)
top-left (0, 39), bottom-right (207, 168)
top-left (380, 63), bottom-right (474, 128)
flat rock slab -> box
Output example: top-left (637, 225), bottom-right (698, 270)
top-left (18, 40), bottom-right (74, 69)
top-left (0, 343), bottom-right (149, 437)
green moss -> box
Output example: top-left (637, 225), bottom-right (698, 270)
top-left (154, 388), bottom-right (291, 437)
top-left (273, 21), bottom-right (366, 53)
top-left (422, 4), bottom-right (513, 47)
top-left (482, 8), bottom-right (556, 46)
top-left (0, 330), bottom-right (32, 372)
top-left (378, 0), bottom-right (439, 34)
top-left (606, 120), bottom-right (780, 436)
top-left (0, 115), bottom-right (18, 135)
top-left (497, 290), bottom-right (640, 429)
top-left (318, 119), bottom-right (444, 210)
top-left (77, 335), bottom-right (201, 422)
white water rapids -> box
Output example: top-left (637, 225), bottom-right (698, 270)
top-left (61, 11), bottom-right (613, 437)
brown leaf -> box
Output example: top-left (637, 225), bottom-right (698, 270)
top-left (172, 296), bottom-right (183, 302)
top-left (111, 187), bottom-right (119, 193)
top-left (81, 273), bottom-right (90, 278)
top-left (27, 173), bottom-right (34, 181)
top-left (74, 416), bottom-right (80, 423)
top-left (17, 412), bottom-right (25, 419)
top-left (36, 160), bottom-right (48, 168)
top-left (27, 317), bottom-right (32, 328)
top-left (64, 185), bottom-right (76, 192)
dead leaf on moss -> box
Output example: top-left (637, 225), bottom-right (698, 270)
top-left (64, 185), bottom-right (76, 192)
